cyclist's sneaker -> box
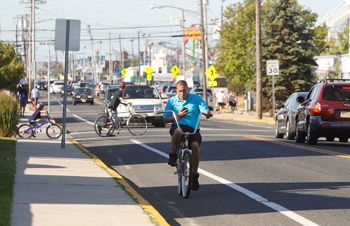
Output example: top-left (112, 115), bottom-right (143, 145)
top-left (97, 125), bottom-right (102, 134)
top-left (192, 173), bottom-right (200, 191)
top-left (168, 153), bottom-right (177, 166)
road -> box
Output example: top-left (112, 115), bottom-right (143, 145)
top-left (40, 90), bottom-right (350, 226)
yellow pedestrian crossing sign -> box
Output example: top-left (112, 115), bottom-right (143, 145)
top-left (121, 69), bottom-right (127, 76)
top-left (122, 76), bottom-right (126, 79)
top-left (145, 66), bottom-right (153, 75)
top-left (171, 65), bottom-right (180, 75)
top-left (147, 75), bottom-right (152, 81)
top-left (205, 65), bottom-right (219, 81)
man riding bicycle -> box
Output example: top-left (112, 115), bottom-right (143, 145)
top-left (163, 80), bottom-right (212, 191)
top-left (102, 83), bottom-right (130, 135)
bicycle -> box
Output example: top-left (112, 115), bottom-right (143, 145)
top-left (17, 115), bottom-right (62, 139)
top-left (94, 103), bottom-right (148, 137)
top-left (157, 109), bottom-right (205, 199)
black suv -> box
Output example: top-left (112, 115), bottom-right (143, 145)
top-left (296, 79), bottom-right (350, 145)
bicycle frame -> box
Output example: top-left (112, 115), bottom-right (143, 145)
top-left (25, 119), bottom-right (53, 134)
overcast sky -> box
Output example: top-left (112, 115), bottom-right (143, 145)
top-left (0, 0), bottom-right (346, 61)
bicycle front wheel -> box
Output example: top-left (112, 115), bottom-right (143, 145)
top-left (94, 115), bottom-right (115, 137)
top-left (17, 124), bottom-right (33, 138)
top-left (127, 114), bottom-right (147, 136)
top-left (182, 150), bottom-right (193, 199)
top-left (46, 123), bottom-right (62, 139)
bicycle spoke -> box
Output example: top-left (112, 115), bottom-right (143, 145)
top-left (94, 115), bottom-right (115, 137)
top-left (182, 151), bottom-right (193, 198)
top-left (127, 115), bottom-right (147, 136)
top-left (17, 124), bottom-right (33, 138)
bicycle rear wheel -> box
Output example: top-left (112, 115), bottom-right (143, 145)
top-left (94, 115), bottom-right (115, 137)
top-left (182, 150), bottom-right (193, 198)
top-left (127, 114), bottom-right (147, 136)
top-left (46, 123), bottom-right (62, 139)
top-left (17, 124), bottom-right (33, 138)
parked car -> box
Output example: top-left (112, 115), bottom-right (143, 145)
top-left (72, 87), bottom-right (94, 105)
top-left (60, 85), bottom-right (75, 97)
top-left (275, 92), bottom-right (308, 139)
top-left (50, 81), bottom-right (65, 94)
top-left (161, 92), bottom-right (177, 107)
top-left (190, 87), bottom-right (213, 95)
top-left (295, 79), bottom-right (350, 145)
top-left (159, 82), bottom-right (174, 94)
top-left (165, 85), bottom-right (177, 93)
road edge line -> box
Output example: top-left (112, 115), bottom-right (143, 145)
top-left (213, 115), bottom-right (274, 124)
top-left (69, 138), bottom-right (170, 226)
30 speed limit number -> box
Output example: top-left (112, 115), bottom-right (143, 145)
top-left (266, 60), bottom-right (279, 76)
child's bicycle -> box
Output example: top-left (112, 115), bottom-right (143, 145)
top-left (94, 103), bottom-right (148, 137)
top-left (157, 109), bottom-right (208, 198)
top-left (17, 115), bottom-right (62, 139)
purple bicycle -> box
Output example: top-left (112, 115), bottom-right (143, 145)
top-left (17, 116), bottom-right (62, 139)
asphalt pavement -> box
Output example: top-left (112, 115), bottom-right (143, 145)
top-left (11, 104), bottom-right (273, 226)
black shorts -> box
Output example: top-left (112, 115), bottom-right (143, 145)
top-left (218, 102), bottom-right (225, 106)
top-left (229, 101), bottom-right (236, 107)
top-left (170, 124), bottom-right (202, 148)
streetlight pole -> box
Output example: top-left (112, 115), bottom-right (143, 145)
top-left (150, 5), bottom-right (200, 81)
top-left (256, 0), bottom-right (263, 119)
top-left (199, 0), bottom-right (208, 106)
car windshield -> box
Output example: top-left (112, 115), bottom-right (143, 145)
top-left (107, 89), bottom-right (119, 101)
top-left (55, 82), bottom-right (64, 86)
top-left (123, 87), bottom-right (159, 99)
top-left (322, 85), bottom-right (350, 101)
top-left (37, 81), bottom-right (45, 85)
top-left (75, 88), bottom-right (92, 94)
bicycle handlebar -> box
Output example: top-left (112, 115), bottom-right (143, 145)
top-left (157, 109), bottom-right (211, 136)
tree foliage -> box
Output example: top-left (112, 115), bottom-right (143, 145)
top-left (261, 0), bottom-right (317, 114)
top-left (310, 23), bottom-right (329, 55)
top-left (215, 0), bottom-right (256, 88)
top-left (0, 41), bottom-right (24, 92)
top-left (326, 26), bottom-right (349, 55)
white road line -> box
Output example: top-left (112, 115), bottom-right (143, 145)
top-left (57, 100), bottom-right (71, 112)
top-left (130, 139), bottom-right (319, 226)
top-left (73, 114), bottom-right (94, 125)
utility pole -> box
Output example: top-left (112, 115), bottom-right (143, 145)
top-left (199, 0), bottom-right (208, 106)
top-left (256, 0), bottom-right (263, 119)
top-left (138, 31), bottom-right (141, 85)
top-left (87, 25), bottom-right (97, 83)
top-left (119, 34), bottom-right (123, 71)
top-left (109, 31), bottom-right (112, 84)
top-left (181, 12), bottom-right (186, 80)
top-left (130, 39), bottom-right (135, 66)
top-left (221, 0), bottom-right (225, 28)
top-left (204, 0), bottom-right (209, 73)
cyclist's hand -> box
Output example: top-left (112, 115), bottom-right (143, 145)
top-left (203, 111), bottom-right (212, 119)
top-left (178, 108), bottom-right (188, 118)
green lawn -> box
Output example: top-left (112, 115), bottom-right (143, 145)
top-left (0, 137), bottom-right (17, 226)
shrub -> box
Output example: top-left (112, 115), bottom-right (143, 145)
top-left (0, 92), bottom-right (19, 137)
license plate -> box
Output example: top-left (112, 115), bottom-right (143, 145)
top-left (67, 92), bottom-right (71, 95)
top-left (341, 111), bottom-right (350, 118)
top-left (138, 113), bottom-right (146, 117)
top-left (81, 99), bottom-right (86, 102)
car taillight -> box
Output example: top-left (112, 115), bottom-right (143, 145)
top-left (312, 103), bottom-right (321, 113)
top-left (163, 101), bottom-right (167, 104)
top-left (210, 98), bottom-right (212, 102)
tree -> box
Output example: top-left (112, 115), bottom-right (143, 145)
top-left (262, 0), bottom-right (317, 113)
top-left (327, 26), bottom-right (349, 55)
top-left (310, 23), bottom-right (329, 56)
top-left (215, 0), bottom-right (256, 90)
top-left (0, 41), bottom-right (24, 92)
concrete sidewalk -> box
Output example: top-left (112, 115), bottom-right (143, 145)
top-left (11, 107), bottom-right (160, 226)
top-left (212, 109), bottom-right (275, 124)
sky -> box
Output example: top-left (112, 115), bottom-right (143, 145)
top-left (0, 0), bottom-right (346, 62)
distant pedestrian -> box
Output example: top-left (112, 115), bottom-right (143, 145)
top-left (19, 84), bottom-right (28, 117)
top-left (227, 90), bottom-right (237, 113)
top-left (31, 87), bottom-right (40, 106)
top-left (216, 89), bottom-right (226, 114)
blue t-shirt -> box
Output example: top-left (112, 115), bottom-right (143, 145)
top-left (164, 93), bottom-right (209, 130)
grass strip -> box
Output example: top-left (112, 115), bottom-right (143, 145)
top-left (0, 137), bottom-right (17, 226)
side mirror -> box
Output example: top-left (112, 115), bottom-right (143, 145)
top-left (275, 102), bottom-right (283, 109)
top-left (296, 96), bottom-right (305, 103)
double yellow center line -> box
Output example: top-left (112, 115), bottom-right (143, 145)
top-left (245, 136), bottom-right (350, 159)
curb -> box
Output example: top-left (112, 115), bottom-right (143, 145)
top-left (213, 115), bottom-right (275, 124)
top-left (69, 139), bottom-right (170, 226)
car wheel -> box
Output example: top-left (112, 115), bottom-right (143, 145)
top-left (339, 137), bottom-right (348, 143)
top-left (307, 123), bottom-right (317, 145)
top-left (90, 101), bottom-right (94, 105)
top-left (61, 93), bottom-right (63, 97)
top-left (286, 120), bottom-right (294, 140)
top-left (326, 136), bottom-right (335, 142)
top-left (275, 120), bottom-right (284, 138)
top-left (295, 122), bottom-right (305, 143)
top-left (73, 101), bottom-right (76, 105)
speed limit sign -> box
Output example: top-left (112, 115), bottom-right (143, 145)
top-left (267, 60), bottom-right (279, 76)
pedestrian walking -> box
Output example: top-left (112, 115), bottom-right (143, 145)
top-left (31, 87), bottom-right (40, 106)
top-left (19, 84), bottom-right (28, 117)
top-left (227, 90), bottom-right (237, 113)
top-left (216, 89), bottom-right (226, 114)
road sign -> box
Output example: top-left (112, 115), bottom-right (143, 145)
top-left (121, 69), bottom-right (127, 75)
top-left (39, 42), bottom-right (55, 46)
top-left (205, 65), bottom-right (219, 81)
top-left (54, 19), bottom-right (81, 51)
top-left (145, 66), bottom-right (153, 75)
top-left (208, 81), bottom-right (217, 87)
top-left (267, 60), bottom-right (279, 76)
top-left (153, 74), bottom-right (173, 81)
top-left (147, 75), bottom-right (152, 81)
top-left (122, 76), bottom-right (126, 79)
top-left (170, 65), bottom-right (180, 75)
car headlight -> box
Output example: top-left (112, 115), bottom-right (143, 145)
top-left (154, 105), bottom-right (162, 112)
top-left (88, 96), bottom-right (92, 98)
top-left (75, 96), bottom-right (80, 99)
